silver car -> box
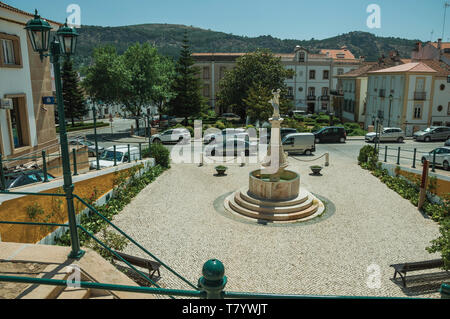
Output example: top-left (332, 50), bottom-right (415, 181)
top-left (150, 128), bottom-right (191, 144)
top-left (421, 146), bottom-right (450, 171)
top-left (414, 126), bottom-right (450, 142)
top-left (365, 128), bottom-right (405, 143)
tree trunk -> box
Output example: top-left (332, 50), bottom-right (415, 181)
top-left (135, 117), bottom-right (140, 134)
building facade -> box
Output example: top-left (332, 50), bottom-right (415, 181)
top-left (193, 46), bottom-right (361, 114)
top-left (411, 39), bottom-right (450, 66)
top-left (0, 2), bottom-right (61, 166)
top-left (364, 62), bottom-right (450, 136)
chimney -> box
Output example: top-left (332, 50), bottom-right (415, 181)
top-left (437, 38), bottom-right (442, 50)
top-left (415, 41), bottom-right (422, 51)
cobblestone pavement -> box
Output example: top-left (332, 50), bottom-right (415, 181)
top-left (111, 151), bottom-right (445, 298)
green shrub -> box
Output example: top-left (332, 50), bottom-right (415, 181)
top-left (311, 124), bottom-right (322, 132)
top-left (348, 128), bottom-right (367, 136)
top-left (148, 143), bottom-right (170, 168)
top-left (358, 145), bottom-right (378, 169)
top-left (215, 120), bottom-right (226, 130)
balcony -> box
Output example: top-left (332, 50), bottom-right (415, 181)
top-left (307, 95), bottom-right (316, 101)
top-left (378, 89), bottom-right (386, 98)
top-left (320, 95), bottom-right (330, 101)
top-left (330, 90), bottom-right (343, 96)
top-left (414, 91), bottom-right (426, 100)
top-left (286, 94), bottom-right (294, 100)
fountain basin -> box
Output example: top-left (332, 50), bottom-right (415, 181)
top-left (249, 169), bottom-right (299, 201)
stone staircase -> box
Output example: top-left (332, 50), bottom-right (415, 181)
top-left (224, 187), bottom-right (324, 222)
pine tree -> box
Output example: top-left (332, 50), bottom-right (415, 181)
top-left (167, 31), bottom-right (205, 124)
top-left (62, 58), bottom-right (88, 126)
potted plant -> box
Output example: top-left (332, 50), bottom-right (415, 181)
top-left (215, 165), bottom-right (227, 176)
top-left (310, 165), bottom-right (323, 175)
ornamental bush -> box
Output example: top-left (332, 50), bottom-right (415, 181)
top-left (149, 143), bottom-right (170, 168)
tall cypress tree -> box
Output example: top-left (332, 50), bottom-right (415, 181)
top-left (167, 31), bottom-right (205, 124)
top-left (62, 57), bottom-right (88, 126)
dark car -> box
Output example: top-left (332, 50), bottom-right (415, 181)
top-left (313, 126), bottom-right (346, 143)
top-left (4, 170), bottom-right (55, 189)
top-left (260, 128), bottom-right (298, 144)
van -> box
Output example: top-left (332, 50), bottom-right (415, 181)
top-left (90, 145), bottom-right (140, 169)
top-left (282, 133), bottom-right (316, 155)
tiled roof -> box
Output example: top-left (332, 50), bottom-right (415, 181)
top-left (369, 62), bottom-right (437, 74)
top-left (320, 49), bottom-right (356, 59)
top-left (416, 59), bottom-right (450, 77)
top-left (0, 1), bottom-right (61, 25)
top-left (430, 42), bottom-right (450, 49)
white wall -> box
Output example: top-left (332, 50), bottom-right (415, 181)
top-left (0, 14), bottom-right (36, 155)
top-left (430, 78), bottom-right (450, 126)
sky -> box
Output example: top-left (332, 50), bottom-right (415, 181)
top-left (4, 0), bottom-right (450, 42)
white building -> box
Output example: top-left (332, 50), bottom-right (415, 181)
top-left (193, 46), bottom-right (362, 114)
top-left (0, 2), bottom-right (60, 164)
top-left (364, 62), bottom-right (450, 136)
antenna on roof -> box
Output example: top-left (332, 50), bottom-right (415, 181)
top-left (430, 30), bottom-right (434, 42)
top-left (443, 2), bottom-right (450, 40)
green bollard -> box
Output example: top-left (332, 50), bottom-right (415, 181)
top-left (0, 153), bottom-right (6, 191)
top-left (139, 143), bottom-right (142, 161)
top-left (198, 259), bottom-right (227, 299)
top-left (412, 148), bottom-right (417, 168)
top-left (397, 147), bottom-right (401, 165)
top-left (432, 150), bottom-right (436, 172)
top-left (128, 144), bottom-right (131, 163)
top-left (384, 146), bottom-right (387, 163)
top-left (72, 148), bottom-right (78, 176)
top-left (440, 283), bottom-right (450, 299)
top-left (113, 145), bottom-right (117, 167)
top-left (42, 150), bottom-right (49, 182)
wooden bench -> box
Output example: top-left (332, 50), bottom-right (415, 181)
top-left (390, 259), bottom-right (444, 287)
top-left (112, 250), bottom-right (161, 280)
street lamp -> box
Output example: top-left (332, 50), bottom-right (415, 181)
top-left (388, 94), bottom-right (393, 127)
top-left (25, 11), bottom-right (84, 259)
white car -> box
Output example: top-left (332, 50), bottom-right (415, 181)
top-left (421, 146), bottom-right (450, 171)
top-left (150, 128), bottom-right (191, 144)
top-left (203, 128), bottom-right (248, 144)
top-left (205, 137), bottom-right (257, 156)
top-left (365, 128), bottom-right (405, 143)
top-left (90, 145), bottom-right (140, 169)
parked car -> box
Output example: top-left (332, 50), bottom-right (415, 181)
top-left (205, 137), bottom-right (257, 156)
top-left (90, 145), bottom-right (140, 169)
top-left (313, 126), bottom-right (346, 143)
top-left (150, 128), bottom-right (191, 144)
top-left (4, 170), bottom-right (55, 189)
top-left (445, 138), bottom-right (450, 146)
top-left (282, 133), bottom-right (315, 155)
top-left (203, 128), bottom-right (248, 144)
top-left (365, 128), bottom-right (405, 143)
top-left (150, 115), bottom-right (179, 127)
top-left (69, 138), bottom-right (104, 157)
top-left (413, 126), bottom-right (450, 142)
top-left (288, 110), bottom-right (308, 117)
top-left (421, 146), bottom-right (450, 171)
top-left (221, 113), bottom-right (241, 122)
top-left (259, 128), bottom-right (298, 144)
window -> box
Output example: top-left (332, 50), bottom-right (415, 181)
top-left (322, 87), bottom-right (329, 96)
top-left (203, 67), bottom-right (210, 79)
top-left (287, 87), bottom-right (293, 96)
top-left (413, 103), bottom-right (423, 119)
top-left (219, 66), bottom-right (226, 79)
top-left (438, 105), bottom-right (443, 112)
top-left (440, 84), bottom-right (446, 91)
top-left (0, 34), bottom-right (21, 67)
top-left (321, 102), bottom-right (327, 110)
top-left (323, 70), bottom-right (329, 80)
top-left (298, 87), bottom-right (303, 92)
top-left (337, 68), bottom-right (344, 75)
top-left (7, 96), bottom-right (29, 149)
top-left (299, 52), bottom-right (305, 62)
top-left (308, 87), bottom-right (315, 96)
top-left (203, 84), bottom-right (210, 97)
top-left (1, 39), bottom-right (15, 64)
top-left (309, 70), bottom-right (315, 80)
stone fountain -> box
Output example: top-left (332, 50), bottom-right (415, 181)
top-left (224, 90), bottom-right (324, 222)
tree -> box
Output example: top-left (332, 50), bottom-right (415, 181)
top-left (216, 49), bottom-right (293, 120)
top-left (61, 57), bottom-right (88, 126)
top-left (167, 32), bottom-right (206, 123)
top-left (81, 46), bottom-right (129, 112)
top-left (152, 56), bottom-right (176, 118)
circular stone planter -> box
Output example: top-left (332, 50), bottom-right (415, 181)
top-left (248, 169), bottom-right (299, 201)
top-left (310, 166), bottom-right (323, 175)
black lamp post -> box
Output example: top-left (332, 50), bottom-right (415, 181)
top-left (25, 12), bottom-right (84, 259)
top-left (388, 94), bottom-right (393, 127)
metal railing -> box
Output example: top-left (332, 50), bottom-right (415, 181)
top-left (0, 142), bottom-right (147, 191)
top-left (378, 146), bottom-right (441, 173)
top-left (414, 91), bottom-right (427, 101)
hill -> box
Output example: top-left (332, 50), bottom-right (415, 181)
top-left (74, 24), bottom-right (419, 69)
